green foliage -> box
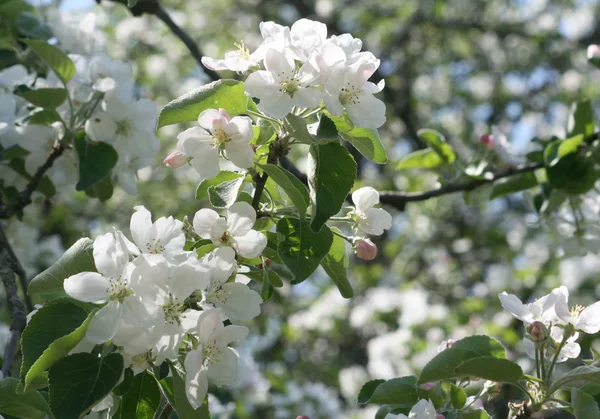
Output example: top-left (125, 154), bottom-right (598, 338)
top-left (195, 171), bottom-right (243, 200)
top-left (157, 79), bottom-right (256, 128)
top-left (207, 174), bottom-right (244, 208)
top-left (320, 227), bottom-right (353, 298)
top-left (255, 118), bottom-right (276, 145)
top-left (17, 87), bottom-right (67, 109)
top-left (550, 365), bottom-right (600, 393)
top-left (417, 129), bottom-right (456, 163)
top-left (458, 410), bottom-right (490, 419)
top-left (276, 217), bottom-right (333, 284)
top-left (326, 112), bottom-right (387, 163)
top-left (27, 109), bottom-right (61, 125)
top-left (449, 383), bottom-right (467, 409)
top-left (23, 39), bottom-right (76, 84)
top-left (567, 100), bottom-right (595, 138)
top-left (16, 12), bottom-right (52, 40)
top-left (490, 173), bottom-right (538, 199)
top-left (453, 356), bottom-right (523, 384)
top-left (48, 352), bottom-right (123, 419)
top-left (572, 388), bottom-right (600, 419)
top-left (315, 115), bottom-right (339, 144)
top-left (397, 148), bottom-right (449, 170)
top-left (121, 372), bottom-right (161, 419)
top-left (307, 142), bottom-right (357, 231)
top-left (74, 133), bottom-right (118, 192)
top-left (0, 377), bottom-right (52, 419)
top-left (259, 163), bottom-right (310, 218)
top-left (284, 113), bottom-right (314, 144)
top-left (358, 376), bottom-right (419, 405)
top-left (20, 301), bottom-right (96, 391)
top-left (7, 158), bottom-right (55, 197)
top-left (28, 237), bottom-right (96, 299)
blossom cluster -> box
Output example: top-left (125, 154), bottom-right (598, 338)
top-left (63, 203), bottom-right (266, 408)
top-left (204, 18), bottom-right (386, 129)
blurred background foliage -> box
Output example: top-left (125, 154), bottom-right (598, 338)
top-left (3, 0), bottom-right (600, 417)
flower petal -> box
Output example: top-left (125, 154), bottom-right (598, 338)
top-left (130, 205), bottom-right (152, 251)
top-left (218, 283), bottom-right (262, 321)
top-left (206, 347), bottom-right (239, 386)
top-left (352, 187), bottom-right (380, 212)
top-left (193, 208), bottom-right (221, 240)
top-left (578, 301), bottom-right (600, 334)
top-left (64, 272), bottom-right (110, 303)
top-left (226, 202), bottom-right (256, 236)
top-left (224, 142), bottom-right (254, 169)
top-left (232, 230), bottom-right (267, 259)
top-left (198, 108), bottom-right (228, 130)
top-left (93, 232), bottom-right (128, 278)
top-left (185, 365), bottom-right (209, 410)
top-left (499, 292), bottom-right (533, 323)
top-left (86, 301), bottom-right (123, 344)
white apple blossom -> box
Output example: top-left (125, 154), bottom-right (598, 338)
top-left (88, 55), bottom-right (134, 99)
top-left (0, 64), bottom-right (32, 92)
top-left (244, 48), bottom-right (322, 119)
top-left (0, 93), bottom-right (18, 148)
top-left (289, 18), bottom-right (327, 61)
top-left (350, 187), bottom-right (393, 236)
top-left (63, 231), bottom-right (160, 343)
top-left (522, 333), bottom-right (581, 363)
top-left (323, 54), bottom-right (386, 129)
top-left (184, 309), bottom-right (249, 409)
top-left (193, 202), bottom-right (267, 259)
top-left (498, 287), bottom-right (565, 326)
top-left (553, 285), bottom-right (600, 334)
top-left (384, 399), bottom-right (437, 419)
top-left (201, 247), bottom-right (263, 321)
top-left (128, 205), bottom-right (185, 259)
top-left (176, 108), bottom-right (254, 180)
top-left (202, 40), bottom-right (263, 72)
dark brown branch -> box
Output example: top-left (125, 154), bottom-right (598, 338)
top-left (0, 224), bottom-right (27, 377)
top-left (0, 142), bottom-right (65, 220)
top-left (98, 0), bottom-right (219, 81)
top-left (252, 143), bottom-right (281, 210)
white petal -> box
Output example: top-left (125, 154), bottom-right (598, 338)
top-left (184, 347), bottom-right (205, 376)
top-left (197, 308), bottom-right (223, 343)
top-left (154, 216), bottom-right (185, 254)
top-left (85, 113), bottom-right (117, 143)
top-left (201, 56), bottom-right (229, 71)
top-left (346, 93), bottom-right (386, 129)
top-left (352, 187), bottom-right (380, 212)
top-left (361, 208), bottom-right (392, 236)
top-left (232, 230), bottom-right (267, 259)
top-left (263, 48), bottom-right (295, 77)
top-left (86, 301), bottom-right (123, 344)
top-left (226, 202), bottom-right (256, 236)
top-left (170, 263), bottom-right (210, 300)
top-left (553, 286), bottom-right (572, 324)
top-left (227, 116), bottom-right (253, 142)
top-left (323, 90), bottom-right (344, 116)
top-left (577, 301), bottom-right (600, 334)
top-left (93, 232), bottom-right (128, 278)
top-left (206, 347), bottom-right (239, 386)
top-left (225, 142), bottom-right (254, 169)
top-left (499, 292), bottom-right (533, 323)
top-left (409, 399), bottom-right (436, 417)
top-left (193, 209), bottom-right (221, 240)
top-left (130, 205), bottom-right (152, 251)
top-left (64, 272), bottom-right (110, 303)
top-left (185, 367), bottom-right (209, 410)
top-left (243, 70), bottom-right (279, 99)
top-left (218, 283), bottom-right (262, 321)
top-left (198, 108), bottom-right (228, 130)
top-left (190, 148), bottom-right (221, 180)
top-left (256, 93), bottom-right (294, 119)
top-left (293, 86), bottom-right (322, 109)
top-left (122, 296), bottom-right (160, 327)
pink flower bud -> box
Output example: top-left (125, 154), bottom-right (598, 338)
top-left (421, 382), bottom-right (435, 391)
top-left (527, 321), bottom-right (548, 342)
top-left (163, 151), bottom-right (189, 168)
top-left (480, 133), bottom-right (494, 149)
top-left (588, 45), bottom-right (600, 60)
top-left (355, 239), bottom-right (378, 260)
top-left (296, 416), bottom-right (310, 419)
top-left (436, 415), bottom-right (446, 419)
top-left (219, 108), bottom-right (232, 121)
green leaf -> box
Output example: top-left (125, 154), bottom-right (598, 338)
top-left (0, 378), bottom-right (52, 419)
top-left (16, 12), bottom-right (52, 40)
top-left (127, 0), bottom-right (139, 6)
top-left (315, 115), bottom-right (338, 144)
top-left (417, 129), bottom-right (456, 163)
top-left (267, 269), bottom-right (283, 287)
top-left (320, 227), bottom-right (353, 298)
top-left (544, 141), bottom-right (599, 194)
top-left (48, 352), bottom-right (123, 419)
top-left (20, 301), bottom-right (96, 391)
top-left (207, 174), bottom-right (244, 208)
top-left (167, 361), bottom-right (211, 419)
top-left (568, 100), bottom-right (595, 138)
top-left (259, 163), bottom-right (310, 218)
top-left (157, 79), bottom-right (255, 129)
top-left (359, 376), bottom-right (419, 405)
top-left (196, 171), bottom-right (243, 200)
top-left (454, 357), bottom-right (523, 384)
top-left (458, 410), bottom-right (490, 419)
top-left (75, 134), bottom-right (118, 191)
top-left (23, 39), bottom-right (76, 84)
top-left (284, 113), bottom-right (314, 144)
top-left (544, 135), bottom-right (585, 167)
top-left (397, 148), bottom-right (447, 170)
top-left (307, 142), bottom-right (357, 231)
top-left (326, 112), bottom-right (387, 163)
top-left (261, 273), bottom-right (274, 301)
top-left (550, 365), bottom-right (600, 393)
top-left (418, 335), bottom-right (506, 384)
top-left (28, 237), bottom-right (96, 299)
top-left (27, 109), bottom-right (61, 125)
top-left (0, 0), bottom-right (34, 19)
top-left (7, 158), bottom-right (55, 198)
top-left (121, 372), bottom-right (161, 419)
top-left (255, 118), bottom-right (276, 145)
top-left (449, 383), bottom-right (467, 409)
top-left (490, 172), bottom-right (538, 199)
top-left (572, 388), bottom-right (600, 419)
top-left (84, 174), bottom-right (114, 202)
top-left (113, 368), bottom-right (134, 396)
top-left (17, 88), bottom-right (67, 109)
top-left (276, 217), bottom-right (333, 284)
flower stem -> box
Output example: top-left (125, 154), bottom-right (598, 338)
top-left (546, 334), bottom-right (570, 384)
top-left (535, 347), bottom-right (542, 379)
top-left (331, 228), bottom-right (353, 243)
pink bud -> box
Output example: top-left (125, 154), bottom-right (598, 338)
top-left (527, 321), bottom-right (548, 342)
top-left (436, 415), bottom-right (446, 419)
top-left (219, 108), bottom-right (232, 121)
top-left (421, 382), bottom-right (435, 391)
top-left (588, 45), bottom-right (600, 60)
top-left (163, 151), bottom-right (189, 168)
top-left (355, 239), bottom-right (378, 260)
top-left (296, 416), bottom-right (310, 419)
top-left (480, 133), bottom-right (494, 149)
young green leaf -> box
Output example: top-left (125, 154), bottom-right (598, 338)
top-left (195, 171), bottom-right (243, 200)
top-left (326, 112), bottom-right (387, 163)
top-left (458, 410), bottom-right (490, 419)
top-left (121, 372), bottom-right (161, 419)
top-left (284, 113), bottom-right (314, 144)
top-left (449, 383), bottom-right (467, 409)
top-left (357, 379), bottom-right (386, 404)
top-left (157, 79), bottom-right (256, 129)
top-left (307, 142), bottom-right (357, 231)
top-left (207, 175), bottom-right (245, 208)
top-left (320, 227), bottom-right (353, 298)
top-left (397, 148), bottom-right (446, 170)
top-left (358, 376), bottom-right (419, 405)
top-left (258, 163), bottom-right (310, 218)
top-left (20, 301), bottom-right (96, 391)
top-left (490, 172), bottom-right (538, 199)
top-left (276, 217), bottom-right (333, 284)
top-left (454, 356), bottom-right (523, 384)
top-left (0, 378), bottom-right (52, 419)
top-left (549, 365), bottom-right (600, 393)
top-left (417, 129), bottom-right (456, 163)
top-left (28, 237), bottom-right (96, 299)
top-left (23, 39), bottom-right (76, 84)
top-left (572, 388), bottom-right (600, 419)
top-left (48, 352), bottom-right (124, 419)
top-left (75, 134), bottom-right (118, 191)
top-left (17, 88), bottom-right (68, 109)
top-left (567, 100), bottom-right (595, 138)
top-left (315, 115), bottom-right (338, 143)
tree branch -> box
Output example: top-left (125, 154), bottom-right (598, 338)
top-left (0, 142), bottom-right (65, 220)
top-left (0, 224), bottom-right (28, 377)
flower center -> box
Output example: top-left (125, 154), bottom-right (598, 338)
top-left (339, 83), bottom-right (362, 106)
top-left (145, 238), bottom-right (165, 254)
top-left (234, 40), bottom-right (250, 60)
top-left (161, 296), bottom-right (185, 325)
top-left (571, 304), bottom-right (585, 318)
top-left (115, 118), bottom-right (134, 137)
top-left (203, 339), bottom-right (223, 364)
top-left (209, 287), bottom-right (229, 305)
top-left (278, 74), bottom-right (301, 97)
top-left (212, 128), bottom-right (229, 146)
top-left (107, 277), bottom-right (133, 303)
top-left (219, 231), bottom-right (232, 245)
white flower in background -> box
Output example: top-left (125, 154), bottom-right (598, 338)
top-left (0, 64), bottom-right (32, 91)
top-left (244, 48), bottom-right (322, 118)
top-left (350, 187), bottom-right (392, 236)
top-left (0, 93), bottom-right (18, 148)
top-left (129, 205), bottom-right (185, 259)
top-left (177, 108), bottom-right (254, 180)
top-left (88, 55), bottom-right (134, 99)
top-left (129, 254), bottom-right (208, 361)
top-left (201, 247), bottom-right (262, 321)
top-left (113, 153), bottom-right (153, 195)
top-left (184, 309), bottom-right (249, 409)
top-left (63, 231), bottom-right (160, 343)
top-left (384, 399), bottom-right (437, 419)
top-left (193, 202), bottom-right (267, 259)
top-left (323, 54), bottom-right (386, 129)
top-left (553, 286), bottom-right (600, 334)
top-left (50, 12), bottom-right (105, 55)
top-left (492, 127), bottom-right (526, 166)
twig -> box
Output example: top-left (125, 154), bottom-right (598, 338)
top-left (0, 226), bottom-right (32, 312)
top-left (0, 224), bottom-right (28, 377)
top-left (0, 142), bottom-right (65, 220)
top-left (252, 145), bottom-right (280, 210)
